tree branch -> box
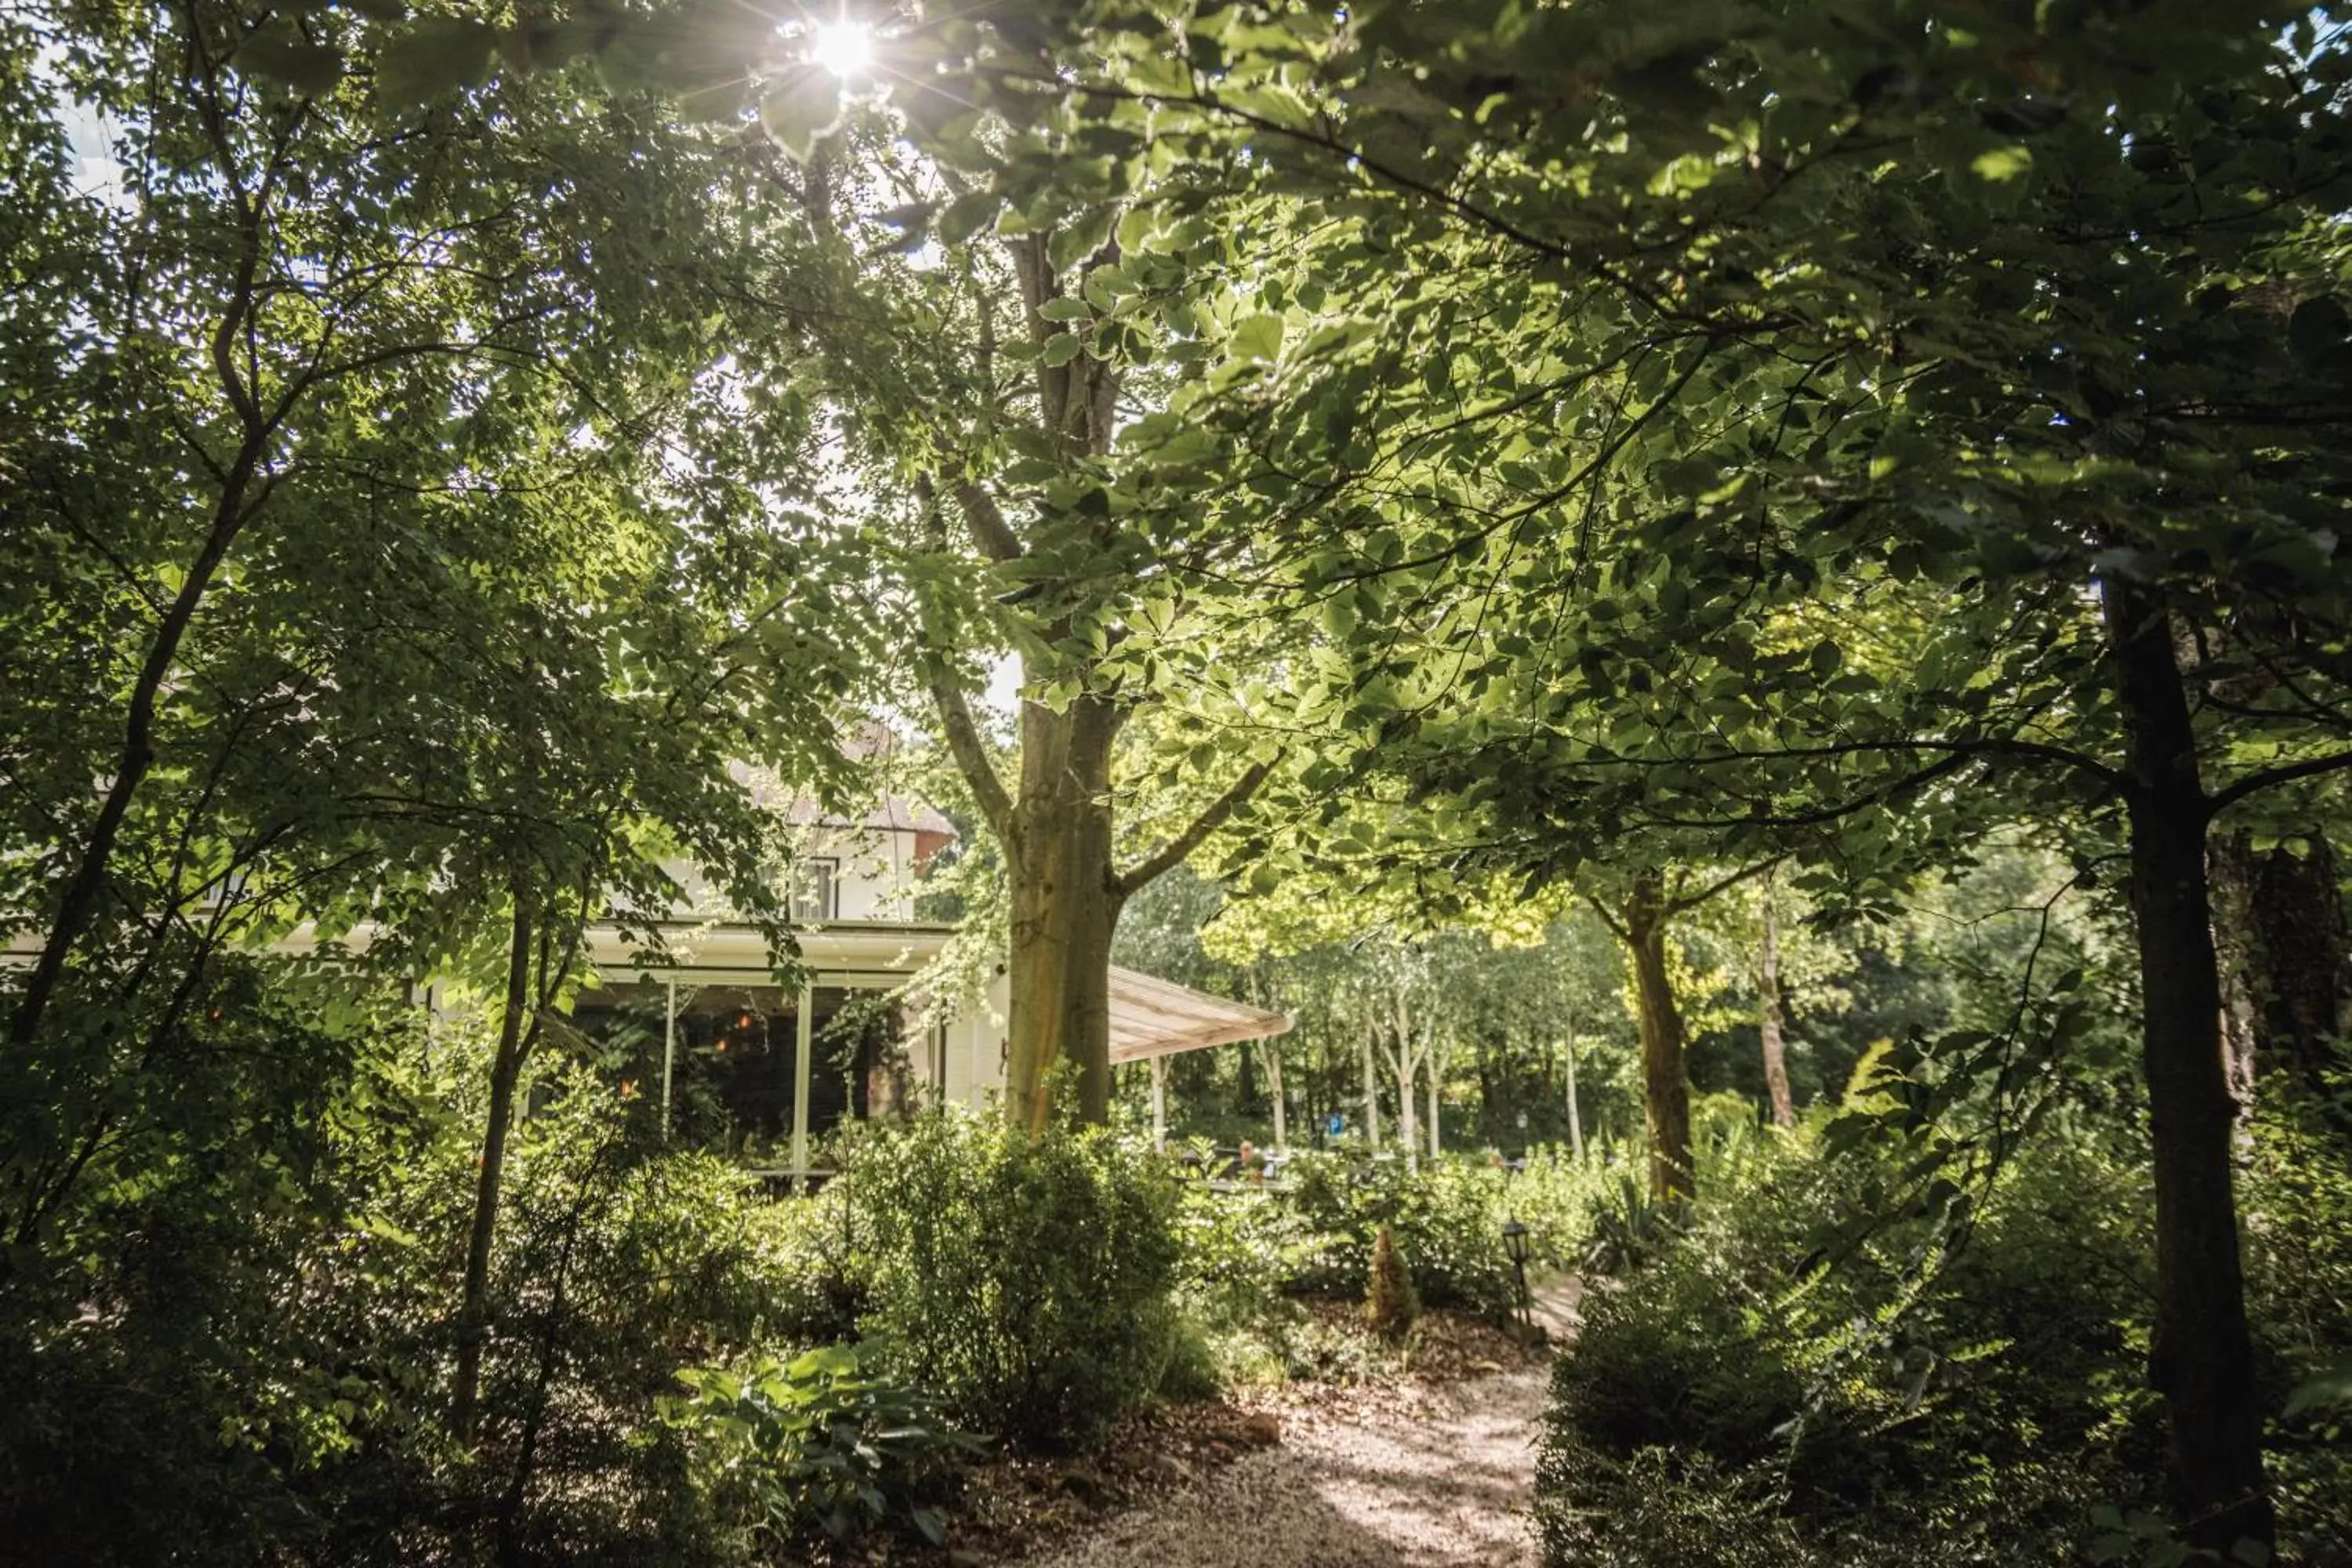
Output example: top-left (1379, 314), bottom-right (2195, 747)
top-left (1113, 757), bottom-right (1276, 898)
top-left (2208, 749), bottom-right (2352, 818)
top-left (1583, 891), bottom-right (1631, 942)
top-left (951, 479), bottom-right (1027, 563)
top-left (925, 660), bottom-right (1016, 847)
top-left (1665, 855), bottom-right (1785, 916)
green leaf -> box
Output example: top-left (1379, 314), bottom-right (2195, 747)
top-left (1970, 145), bottom-right (2033, 183)
top-left (1230, 314), bottom-right (1284, 363)
top-left (2284, 1360), bottom-right (2352, 1419)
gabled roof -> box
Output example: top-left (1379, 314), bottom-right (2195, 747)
top-left (1108, 966), bottom-right (1292, 1062)
top-left (726, 759), bottom-right (956, 838)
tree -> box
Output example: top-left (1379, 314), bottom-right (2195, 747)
top-left (865, 1), bottom-right (2352, 1547)
top-left (0, 0), bottom-right (870, 1476)
top-left (991, 6), bottom-right (2352, 1546)
top-left (1582, 862), bottom-right (1777, 1201)
top-left (656, 51), bottom-right (1308, 1133)
top-left (1757, 868), bottom-right (1796, 1130)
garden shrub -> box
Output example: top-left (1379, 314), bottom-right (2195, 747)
top-left (2242, 1096), bottom-right (2352, 1562)
top-left (1537, 1123), bottom-right (2167, 1566)
top-left (307, 1056), bottom-right (837, 1567)
top-left (1278, 1152), bottom-right (1519, 1313)
top-left (837, 1111), bottom-right (1181, 1450)
top-left (0, 1004), bottom-right (836, 1568)
top-left (661, 1341), bottom-right (983, 1549)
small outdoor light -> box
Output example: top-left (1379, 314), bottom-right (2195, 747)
top-left (1501, 1217), bottom-right (1532, 1324)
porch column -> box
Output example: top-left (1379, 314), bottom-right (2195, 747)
top-left (660, 978), bottom-right (677, 1141)
top-left (790, 982), bottom-right (814, 1190)
top-left (1150, 1055), bottom-right (1167, 1152)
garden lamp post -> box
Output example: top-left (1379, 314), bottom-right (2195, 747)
top-left (1502, 1218), bottom-right (1532, 1325)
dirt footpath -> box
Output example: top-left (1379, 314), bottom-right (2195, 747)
top-left (1011, 1361), bottom-right (1552, 1568)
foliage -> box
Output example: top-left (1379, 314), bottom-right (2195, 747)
top-left (1538, 1117), bottom-right (2179, 1565)
top-left (1577, 1170), bottom-right (1681, 1279)
top-left (1277, 1152), bottom-right (1518, 1316)
top-left (0, 1004), bottom-right (844, 1566)
top-left (661, 1341), bottom-right (985, 1550)
top-left (837, 1111), bottom-right (1182, 1450)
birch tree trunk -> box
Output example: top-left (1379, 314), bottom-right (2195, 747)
top-left (1391, 989), bottom-right (1419, 1172)
top-left (1267, 1040), bottom-right (1287, 1149)
top-left (1426, 1030), bottom-right (1443, 1159)
top-left (1759, 872), bottom-right (1796, 1128)
top-left (1563, 1030), bottom-right (1584, 1157)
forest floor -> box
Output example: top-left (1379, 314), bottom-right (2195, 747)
top-left (897, 1281), bottom-right (1584, 1568)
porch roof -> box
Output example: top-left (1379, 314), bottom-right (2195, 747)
top-left (1108, 966), bottom-right (1292, 1062)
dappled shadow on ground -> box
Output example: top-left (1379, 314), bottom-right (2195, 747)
top-left (1011, 1367), bottom-right (1551, 1568)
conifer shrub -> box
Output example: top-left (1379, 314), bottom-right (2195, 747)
top-left (1365, 1223), bottom-right (1420, 1340)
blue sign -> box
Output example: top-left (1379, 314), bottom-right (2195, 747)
top-left (1327, 1112), bottom-right (1346, 1138)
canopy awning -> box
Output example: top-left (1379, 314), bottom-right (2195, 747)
top-left (1108, 965), bottom-right (1292, 1063)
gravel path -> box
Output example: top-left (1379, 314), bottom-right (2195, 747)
top-left (1012, 1365), bottom-right (1552, 1568)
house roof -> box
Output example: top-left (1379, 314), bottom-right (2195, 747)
top-left (726, 759), bottom-right (957, 839)
top-left (1108, 966), bottom-right (1293, 1062)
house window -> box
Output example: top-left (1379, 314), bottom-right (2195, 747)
top-left (790, 857), bottom-right (839, 923)
top-left (194, 866), bottom-right (252, 907)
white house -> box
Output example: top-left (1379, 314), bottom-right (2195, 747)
top-left (568, 788), bottom-right (1290, 1181)
top-left (3, 771), bottom-right (1288, 1181)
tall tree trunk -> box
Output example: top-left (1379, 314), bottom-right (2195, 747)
top-left (1267, 1040), bottom-right (1287, 1149)
top-left (2209, 833), bottom-right (2263, 1113)
top-left (1001, 693), bottom-right (1123, 1131)
top-left (1623, 873), bottom-right (1695, 1203)
top-left (1360, 1000), bottom-right (1381, 1149)
top-left (1563, 1029), bottom-right (1584, 1157)
top-left (924, 232), bottom-right (1276, 1135)
top-left (2212, 828), bottom-right (2348, 1117)
top-left (1426, 1035), bottom-right (1443, 1159)
top-left (453, 897), bottom-right (537, 1443)
top-left (1759, 872), bottom-right (1796, 1128)
top-left (1390, 989), bottom-right (1421, 1172)
top-left (2104, 579), bottom-right (2273, 1552)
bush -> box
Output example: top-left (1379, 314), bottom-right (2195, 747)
top-left (1537, 1123), bottom-right (2165, 1566)
top-left (307, 1056), bottom-right (837, 1566)
top-left (0, 1000), bottom-right (835, 1568)
top-left (837, 1112), bottom-right (1181, 1450)
top-left (1278, 1152), bottom-right (1519, 1314)
top-left (661, 1342), bottom-right (983, 1549)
